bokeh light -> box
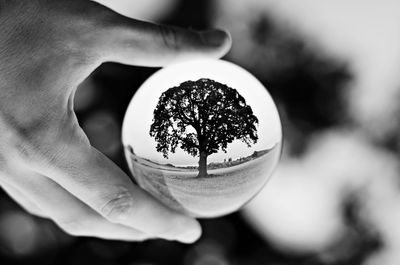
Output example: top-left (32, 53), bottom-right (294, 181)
top-left (185, 240), bottom-right (230, 265)
top-left (82, 110), bottom-right (121, 158)
top-left (3, 0), bottom-right (400, 265)
top-left (0, 210), bottom-right (40, 256)
top-left (74, 77), bottom-right (99, 112)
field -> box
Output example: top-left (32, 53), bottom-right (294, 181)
top-left (125, 144), bottom-right (281, 217)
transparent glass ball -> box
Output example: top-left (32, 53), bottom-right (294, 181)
top-left (122, 59), bottom-right (282, 218)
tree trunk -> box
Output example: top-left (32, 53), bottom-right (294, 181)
top-left (198, 151), bottom-right (208, 177)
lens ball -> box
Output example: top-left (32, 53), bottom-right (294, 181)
top-left (122, 59), bottom-right (282, 218)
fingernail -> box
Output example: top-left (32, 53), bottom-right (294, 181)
top-left (200, 29), bottom-right (230, 46)
top-left (176, 220), bottom-right (202, 243)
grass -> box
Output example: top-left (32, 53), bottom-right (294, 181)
top-left (125, 144), bottom-right (281, 218)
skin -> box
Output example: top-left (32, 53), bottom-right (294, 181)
top-left (0, 0), bottom-right (231, 243)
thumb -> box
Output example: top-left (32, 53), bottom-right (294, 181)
top-left (97, 12), bottom-right (231, 66)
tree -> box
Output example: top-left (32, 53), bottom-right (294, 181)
top-left (150, 78), bottom-right (259, 177)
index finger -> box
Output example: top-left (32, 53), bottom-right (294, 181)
top-left (35, 143), bottom-right (201, 243)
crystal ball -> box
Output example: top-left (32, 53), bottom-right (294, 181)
top-left (122, 59), bottom-right (282, 218)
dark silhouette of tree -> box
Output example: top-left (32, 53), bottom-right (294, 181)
top-left (150, 78), bottom-right (259, 177)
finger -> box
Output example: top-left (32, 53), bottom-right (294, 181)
top-left (0, 178), bottom-right (47, 218)
top-left (36, 144), bottom-right (201, 243)
top-left (1, 169), bottom-right (151, 241)
top-left (97, 8), bottom-right (231, 66)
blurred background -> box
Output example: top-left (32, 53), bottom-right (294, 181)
top-left (2, 0), bottom-right (400, 264)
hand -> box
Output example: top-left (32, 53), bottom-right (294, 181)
top-left (0, 0), bottom-right (231, 243)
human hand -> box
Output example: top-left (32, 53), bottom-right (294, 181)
top-left (0, 0), bottom-right (230, 243)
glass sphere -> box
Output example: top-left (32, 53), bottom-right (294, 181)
top-left (122, 59), bottom-right (282, 218)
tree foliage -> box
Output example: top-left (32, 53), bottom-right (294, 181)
top-left (150, 78), bottom-right (259, 160)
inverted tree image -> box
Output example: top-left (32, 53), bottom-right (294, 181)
top-left (150, 78), bottom-right (259, 177)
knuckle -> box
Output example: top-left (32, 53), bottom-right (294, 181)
top-left (100, 187), bottom-right (136, 223)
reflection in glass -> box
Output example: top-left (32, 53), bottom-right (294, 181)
top-left (123, 59), bottom-right (282, 217)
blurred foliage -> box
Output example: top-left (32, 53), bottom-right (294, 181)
top-left (0, 0), bottom-right (383, 265)
top-left (226, 14), bottom-right (352, 156)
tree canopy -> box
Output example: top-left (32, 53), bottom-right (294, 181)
top-left (150, 78), bottom-right (259, 164)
